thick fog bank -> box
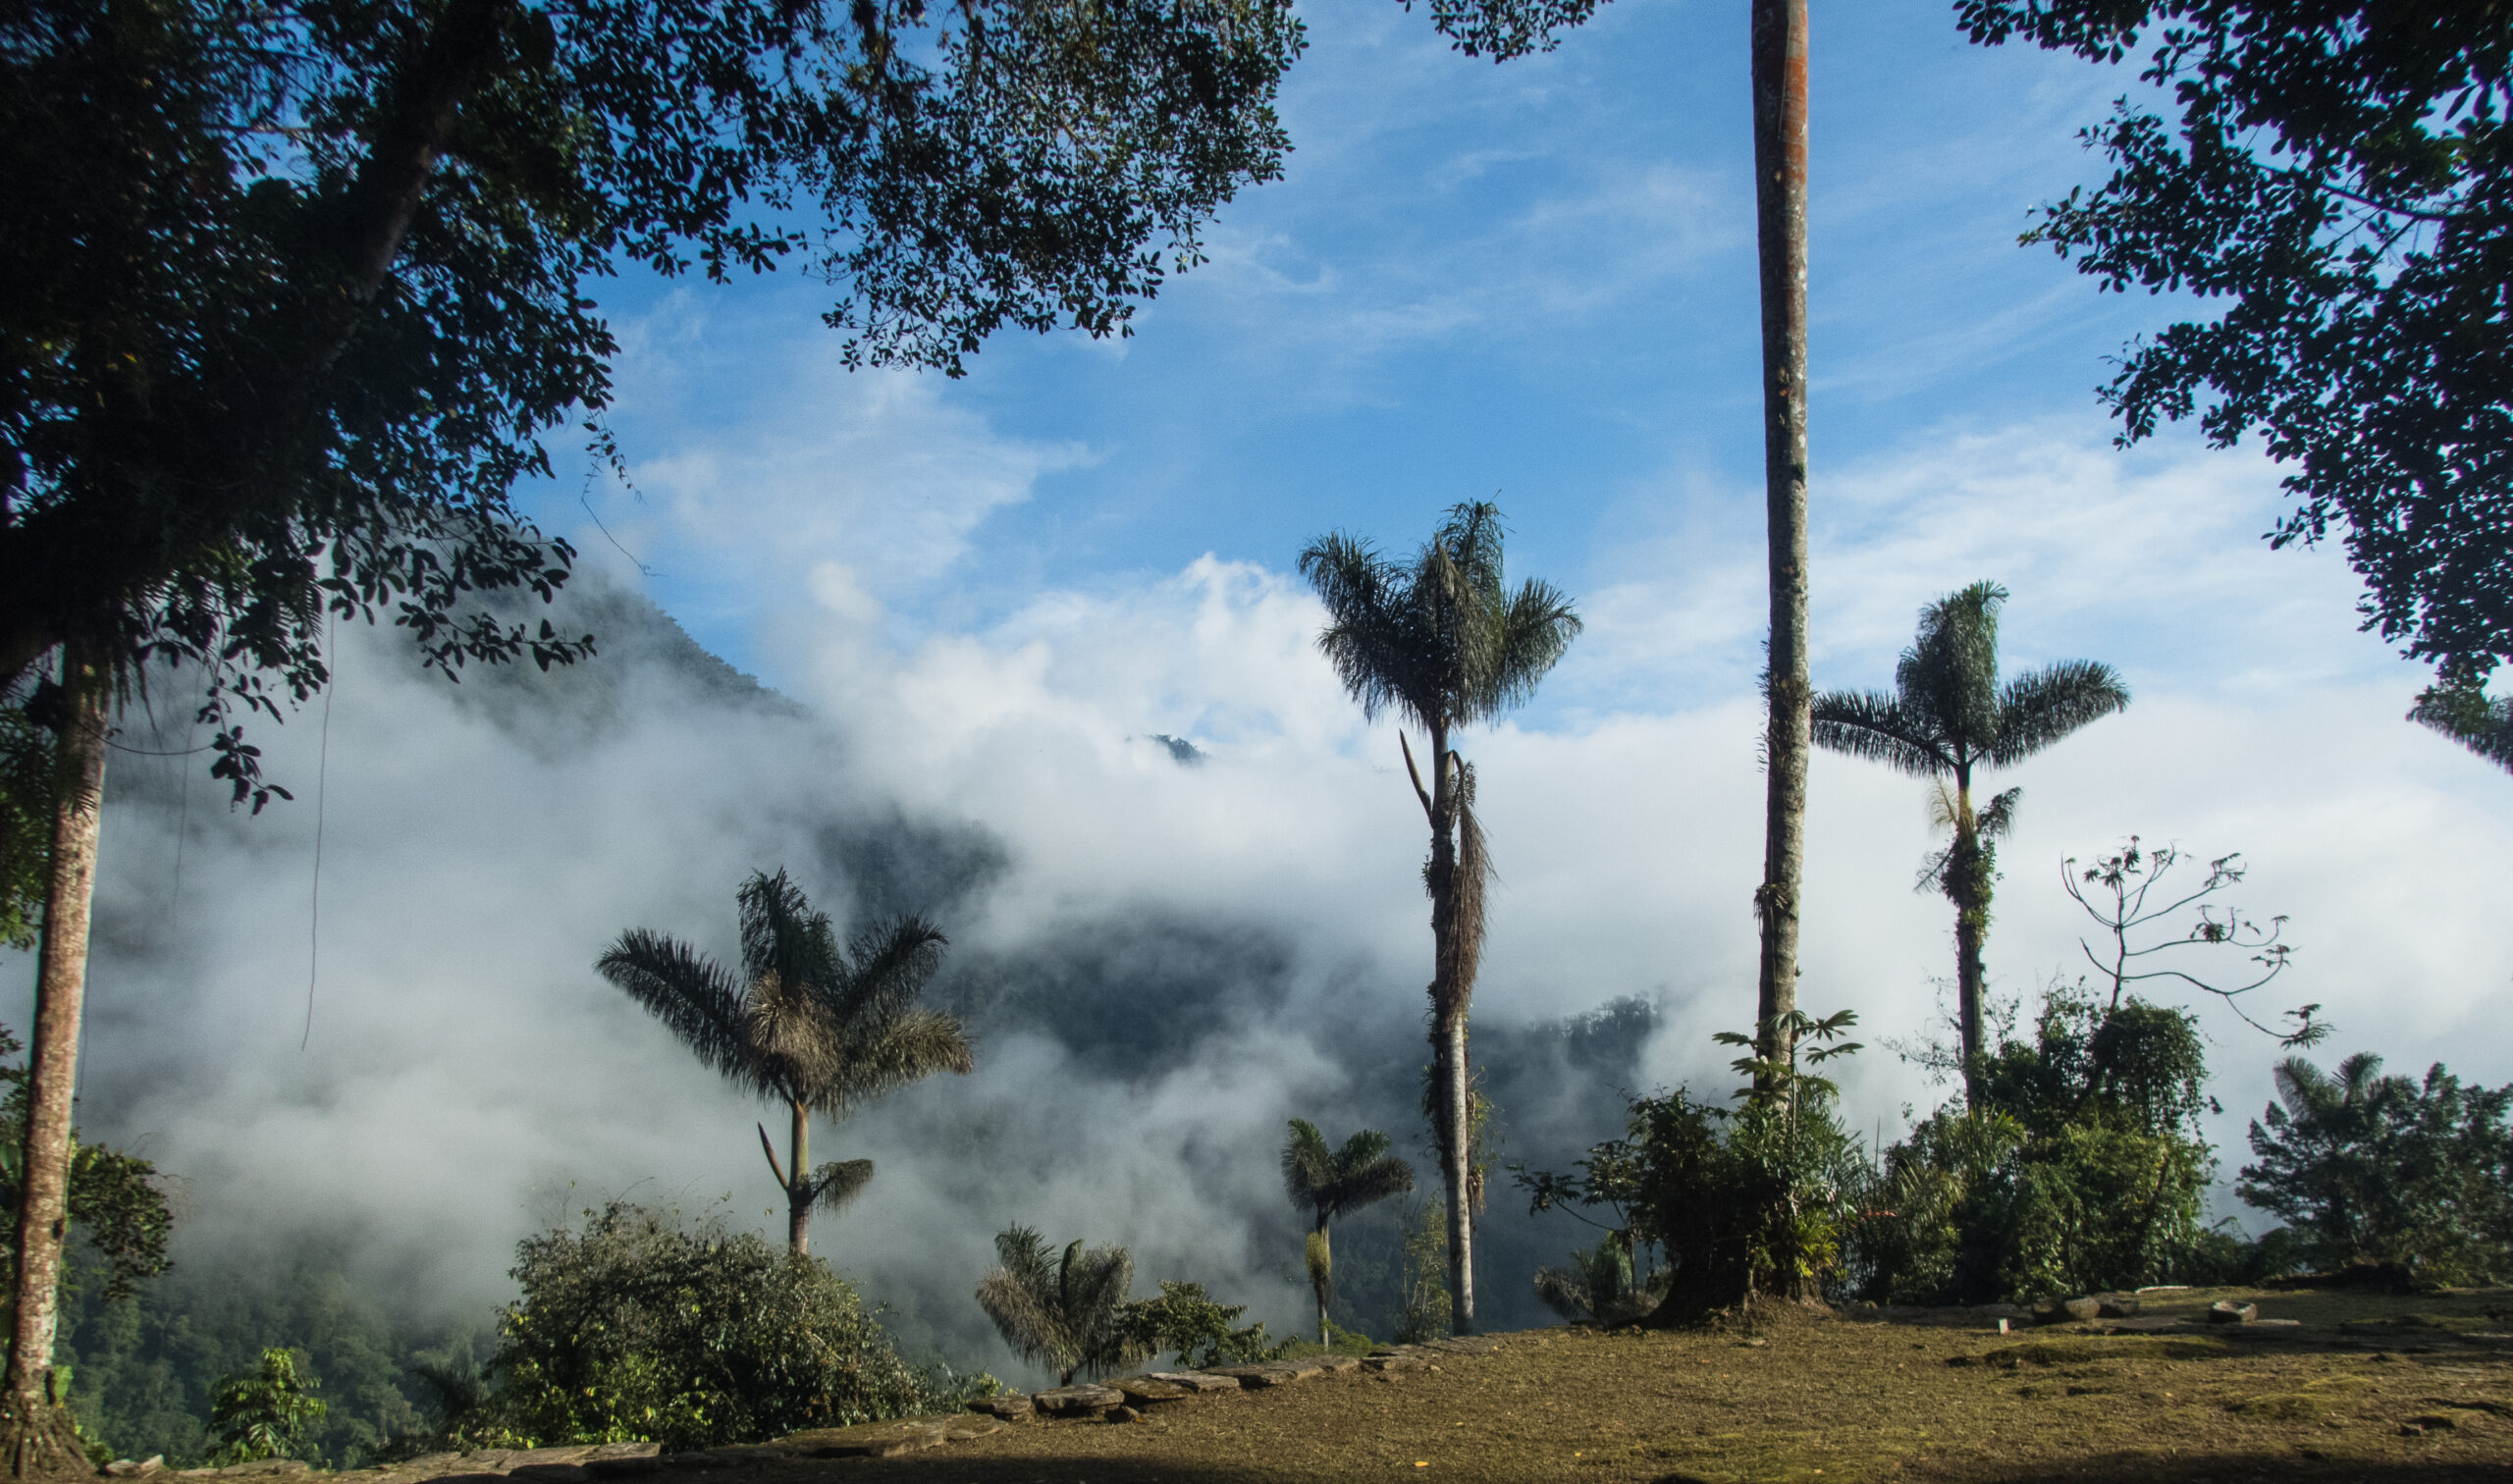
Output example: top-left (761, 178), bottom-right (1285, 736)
top-left (37, 577), bottom-right (1677, 1378)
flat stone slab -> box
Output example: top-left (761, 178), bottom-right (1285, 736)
top-left (1032, 1383), bottom-right (1126, 1416)
top-left (2209, 1300), bottom-right (2262, 1324)
top-left (966, 1393), bottom-right (1036, 1421)
top-left (778, 1416), bottom-right (1003, 1459)
top-left (1209, 1362), bottom-right (1315, 1389)
top-left (1149, 1371), bottom-right (1244, 1394)
top-left (2107, 1316), bottom-right (2191, 1333)
top-left (1107, 1376), bottom-right (1196, 1405)
top-left (1311, 1354), bottom-right (1362, 1374)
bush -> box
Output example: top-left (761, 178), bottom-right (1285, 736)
top-left (1629, 1082), bottom-right (1866, 1309)
top-left (1852, 989), bottom-right (2218, 1303)
top-left (1114, 1281), bottom-right (1287, 1369)
top-left (2240, 1052), bottom-right (2513, 1285)
top-left (207, 1349), bottom-right (327, 1463)
top-left (484, 1203), bottom-right (934, 1449)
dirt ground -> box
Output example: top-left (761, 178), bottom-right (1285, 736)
top-left (784, 1284), bottom-right (2513, 1483)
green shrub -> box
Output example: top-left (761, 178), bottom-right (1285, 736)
top-left (207, 1349), bottom-right (327, 1463)
top-left (1851, 988), bottom-right (2218, 1303)
top-left (1114, 1280), bottom-right (1287, 1369)
top-left (2240, 1052), bottom-right (2513, 1285)
top-left (484, 1203), bottom-right (932, 1449)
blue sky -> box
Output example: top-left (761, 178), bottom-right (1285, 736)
top-left (549, 0), bottom-right (2206, 697)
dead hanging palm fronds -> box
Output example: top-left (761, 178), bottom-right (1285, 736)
top-left (1442, 759), bottom-right (1489, 1018)
top-left (596, 869), bottom-right (973, 1253)
top-left (975, 1226), bottom-right (1141, 1385)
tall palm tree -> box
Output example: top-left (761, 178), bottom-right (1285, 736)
top-left (597, 869), bottom-right (973, 1254)
top-left (975, 1226), bottom-right (1140, 1386)
top-left (1281, 1120), bottom-right (1414, 1344)
top-left (1299, 500), bottom-right (1580, 1336)
top-left (1750, 0), bottom-right (1815, 1093)
top-left (1811, 582), bottom-right (2127, 1107)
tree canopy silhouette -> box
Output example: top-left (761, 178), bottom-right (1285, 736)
top-left (1960, 1), bottom-right (2513, 718)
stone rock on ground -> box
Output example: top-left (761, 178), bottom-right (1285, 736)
top-left (1032, 1384), bottom-right (1126, 1416)
top-left (1106, 1377), bottom-right (1194, 1406)
top-left (966, 1394), bottom-right (1036, 1422)
top-left (2210, 1300), bottom-right (2261, 1325)
top-left (1148, 1373), bottom-right (1243, 1395)
top-left (774, 1417), bottom-right (1002, 1459)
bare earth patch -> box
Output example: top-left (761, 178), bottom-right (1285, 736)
top-left (332, 1286), bottom-right (2513, 1484)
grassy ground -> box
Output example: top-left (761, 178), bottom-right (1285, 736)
top-left (799, 1284), bottom-right (2513, 1482)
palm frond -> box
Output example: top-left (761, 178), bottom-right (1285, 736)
top-left (1305, 1230), bottom-right (1334, 1309)
top-left (1991, 660), bottom-right (2129, 766)
top-left (1301, 533), bottom-right (1442, 731)
top-left (1472, 577), bottom-right (1582, 719)
top-left (976, 1228), bottom-right (1069, 1374)
top-left (809, 1158), bottom-right (876, 1216)
top-left (1438, 758), bottom-right (1489, 1019)
top-left (739, 869), bottom-right (838, 997)
top-left (830, 915), bottom-right (949, 1026)
top-left (1810, 689), bottom-right (1950, 776)
top-left (816, 1008), bottom-right (973, 1115)
top-left (1327, 1153), bottom-right (1416, 1216)
top-left (1282, 1119), bottom-right (1334, 1213)
top-left (595, 931), bottom-right (778, 1097)
top-left (1975, 786), bottom-right (2022, 840)
top-left (1898, 585), bottom-right (2006, 762)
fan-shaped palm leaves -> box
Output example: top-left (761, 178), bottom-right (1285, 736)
top-left (974, 1226), bottom-right (1140, 1385)
top-left (1811, 582), bottom-right (2127, 1106)
top-left (596, 869), bottom-right (973, 1253)
top-left (1282, 1120), bottom-right (1414, 1343)
top-left (1299, 501), bottom-right (1579, 1336)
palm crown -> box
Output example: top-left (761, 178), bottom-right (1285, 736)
top-left (1301, 502), bottom-right (1581, 740)
top-left (974, 1226), bottom-right (1139, 1386)
top-left (597, 869), bottom-right (973, 1252)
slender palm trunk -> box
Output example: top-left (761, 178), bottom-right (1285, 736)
top-left (1749, 0), bottom-right (1813, 1088)
top-left (1313, 1219), bottom-right (1332, 1345)
top-left (1947, 773), bottom-right (1989, 1109)
top-left (1423, 719), bottom-right (1475, 1335)
top-left (787, 1100), bottom-right (811, 1254)
top-left (5, 638), bottom-right (109, 1472)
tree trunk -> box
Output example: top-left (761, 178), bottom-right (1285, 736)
top-left (3, 637), bottom-right (111, 1478)
top-left (1948, 776), bottom-right (1989, 1109)
top-left (1314, 1226), bottom-right (1332, 1346)
top-left (1748, 0), bottom-right (1812, 1087)
top-left (1422, 719), bottom-right (1475, 1335)
top-left (1439, 1013), bottom-right (1474, 1335)
top-left (787, 1101), bottom-right (811, 1254)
